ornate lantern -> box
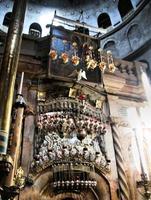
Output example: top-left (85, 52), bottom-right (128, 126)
top-left (61, 52), bottom-right (69, 64)
top-left (71, 42), bottom-right (80, 66)
top-left (107, 50), bottom-right (116, 73)
top-left (86, 46), bottom-right (97, 70)
top-left (71, 55), bottom-right (80, 66)
top-left (98, 48), bottom-right (107, 72)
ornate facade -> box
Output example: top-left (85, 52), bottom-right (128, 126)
top-left (0, 0), bottom-right (151, 200)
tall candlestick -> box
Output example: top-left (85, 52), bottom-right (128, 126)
top-left (135, 108), bottom-right (151, 199)
top-left (135, 127), bottom-right (151, 199)
top-left (0, 0), bottom-right (27, 157)
top-left (0, 0), bottom-right (27, 191)
top-left (6, 73), bottom-right (26, 186)
top-left (134, 128), bottom-right (147, 176)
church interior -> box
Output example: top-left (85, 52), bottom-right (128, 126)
top-left (0, 0), bottom-right (151, 199)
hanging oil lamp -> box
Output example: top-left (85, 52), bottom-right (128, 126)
top-left (86, 46), bottom-right (97, 70)
top-left (107, 50), bottom-right (116, 73)
top-left (49, 49), bottom-right (58, 60)
top-left (61, 40), bottom-right (69, 64)
top-left (71, 55), bottom-right (80, 66)
top-left (49, 36), bottom-right (58, 60)
top-left (71, 42), bottom-right (80, 66)
top-left (61, 52), bottom-right (69, 64)
top-left (98, 48), bottom-right (107, 72)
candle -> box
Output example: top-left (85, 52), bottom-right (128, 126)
top-left (18, 72), bottom-right (24, 94)
top-left (134, 128), bottom-right (148, 177)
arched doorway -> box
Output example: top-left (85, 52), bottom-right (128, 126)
top-left (20, 84), bottom-right (112, 200)
top-left (20, 166), bottom-right (111, 200)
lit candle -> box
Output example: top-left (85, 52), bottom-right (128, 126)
top-left (18, 72), bottom-right (24, 95)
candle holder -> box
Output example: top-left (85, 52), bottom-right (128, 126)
top-left (137, 173), bottom-right (151, 200)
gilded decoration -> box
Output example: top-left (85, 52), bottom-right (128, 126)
top-left (14, 167), bottom-right (25, 189)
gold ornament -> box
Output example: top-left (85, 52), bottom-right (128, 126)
top-left (69, 88), bottom-right (77, 98)
top-left (96, 99), bottom-right (104, 109)
top-left (14, 167), bottom-right (25, 189)
top-left (87, 59), bottom-right (97, 70)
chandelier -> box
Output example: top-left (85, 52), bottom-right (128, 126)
top-left (49, 41), bottom-right (116, 74)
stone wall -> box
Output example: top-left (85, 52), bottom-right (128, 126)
top-left (0, 0), bottom-right (142, 36)
top-left (1, 0), bottom-right (151, 75)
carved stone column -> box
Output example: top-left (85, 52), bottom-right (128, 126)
top-left (111, 117), bottom-right (130, 200)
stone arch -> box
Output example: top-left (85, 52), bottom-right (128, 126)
top-left (97, 13), bottom-right (112, 29)
top-left (118, 0), bottom-right (133, 19)
top-left (20, 167), bottom-right (111, 200)
top-left (127, 24), bottom-right (141, 51)
top-left (3, 12), bottom-right (12, 27)
top-left (29, 22), bottom-right (42, 38)
top-left (103, 40), bottom-right (116, 50)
